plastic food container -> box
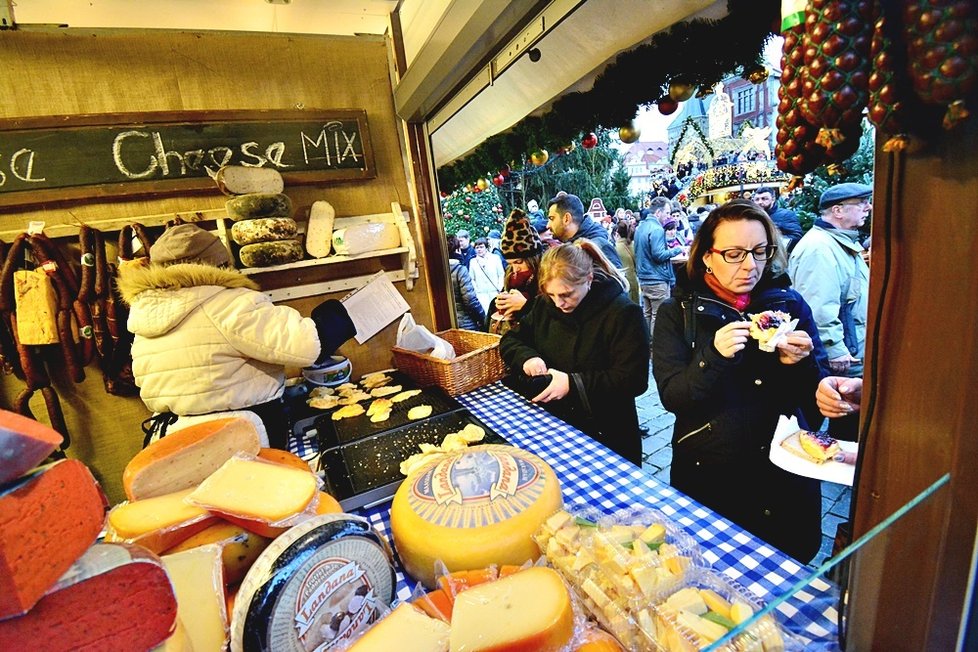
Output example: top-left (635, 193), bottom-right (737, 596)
top-left (302, 355), bottom-right (352, 387)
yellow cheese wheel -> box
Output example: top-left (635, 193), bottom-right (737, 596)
top-left (390, 444), bottom-right (562, 588)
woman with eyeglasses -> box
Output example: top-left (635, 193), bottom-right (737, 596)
top-left (652, 199), bottom-right (829, 563)
top-left (500, 240), bottom-right (650, 465)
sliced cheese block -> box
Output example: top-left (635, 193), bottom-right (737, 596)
top-left (0, 543), bottom-right (177, 650)
top-left (0, 409), bottom-right (63, 485)
top-left (332, 222), bottom-right (400, 256)
top-left (390, 444), bottom-right (562, 588)
top-left (187, 455), bottom-right (317, 523)
top-left (231, 513), bottom-right (396, 652)
top-left (14, 269), bottom-right (59, 345)
top-left (162, 544), bottom-right (229, 652)
top-left (231, 217), bottom-right (298, 245)
top-left (449, 567), bottom-right (574, 652)
top-left (221, 490), bottom-right (343, 538)
top-left (349, 603), bottom-right (449, 651)
top-left (164, 520), bottom-right (272, 586)
top-left (123, 417), bottom-right (261, 501)
top-left (216, 165), bottom-right (284, 195)
top-left (0, 459), bottom-right (106, 619)
top-left (306, 200), bottom-right (336, 258)
top-left (152, 617), bottom-right (194, 652)
top-left (238, 239), bottom-right (303, 267)
top-left (107, 488), bottom-right (210, 540)
top-left (226, 192), bottom-right (293, 221)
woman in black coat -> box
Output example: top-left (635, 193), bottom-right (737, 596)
top-left (652, 200), bottom-right (828, 563)
top-left (500, 240), bottom-right (649, 464)
top-left (447, 235), bottom-right (486, 331)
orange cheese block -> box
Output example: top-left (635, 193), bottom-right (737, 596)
top-left (220, 490), bottom-right (342, 538)
top-left (0, 543), bottom-right (177, 650)
top-left (448, 566), bottom-right (574, 652)
top-left (164, 520), bottom-right (272, 586)
top-left (256, 447), bottom-right (311, 472)
top-left (0, 459), bottom-right (106, 619)
top-left (0, 410), bottom-right (63, 485)
top-left (349, 603), bottom-right (450, 651)
top-left (391, 445), bottom-right (563, 588)
top-left (187, 456), bottom-right (318, 523)
top-left (123, 417), bottom-right (261, 501)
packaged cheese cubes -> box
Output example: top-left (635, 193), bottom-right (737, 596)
top-left (0, 409), bottom-right (63, 485)
top-left (390, 444), bottom-right (563, 588)
top-left (534, 506), bottom-right (703, 650)
top-left (122, 416), bottom-right (261, 500)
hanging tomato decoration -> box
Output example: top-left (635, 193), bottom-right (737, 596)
top-left (529, 149), bottom-right (550, 166)
top-left (581, 132), bottom-right (598, 149)
top-left (492, 175), bottom-right (505, 187)
top-left (657, 98), bottom-right (679, 115)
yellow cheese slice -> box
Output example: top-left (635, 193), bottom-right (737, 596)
top-left (449, 567), bottom-right (573, 652)
top-left (187, 456), bottom-right (317, 522)
top-left (162, 544), bottom-right (228, 652)
top-left (108, 488), bottom-right (209, 540)
top-left (349, 603), bottom-right (449, 651)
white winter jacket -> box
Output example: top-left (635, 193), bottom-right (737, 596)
top-left (118, 262), bottom-right (320, 415)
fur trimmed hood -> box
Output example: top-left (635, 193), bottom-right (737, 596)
top-left (116, 262), bottom-right (259, 304)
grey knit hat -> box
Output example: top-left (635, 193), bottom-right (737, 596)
top-left (150, 223), bottom-right (230, 267)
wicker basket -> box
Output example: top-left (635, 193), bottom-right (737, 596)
top-left (391, 329), bottom-right (506, 396)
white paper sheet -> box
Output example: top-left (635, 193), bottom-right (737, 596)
top-left (769, 415), bottom-right (858, 486)
top-left (340, 271), bottom-right (410, 344)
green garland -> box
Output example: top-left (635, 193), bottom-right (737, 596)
top-left (669, 117), bottom-right (715, 164)
top-left (437, 0), bottom-right (779, 189)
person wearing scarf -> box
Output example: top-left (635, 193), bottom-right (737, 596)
top-left (485, 209), bottom-right (544, 335)
top-left (651, 200), bottom-right (830, 563)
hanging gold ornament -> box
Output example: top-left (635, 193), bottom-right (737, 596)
top-left (618, 122), bottom-right (641, 144)
top-left (745, 65), bottom-right (770, 85)
top-left (668, 80), bottom-right (695, 102)
top-left (529, 149), bottom-right (550, 166)
top-left (476, 177), bottom-right (490, 190)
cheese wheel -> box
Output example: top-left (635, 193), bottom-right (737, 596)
top-left (226, 193), bottom-right (292, 221)
top-left (348, 603), bottom-right (449, 651)
top-left (162, 544), bottom-right (229, 652)
top-left (238, 239), bottom-right (303, 267)
top-left (231, 217), bottom-right (298, 245)
top-left (332, 222), bottom-right (400, 256)
top-left (0, 543), bottom-right (177, 651)
top-left (164, 520), bottom-right (272, 586)
top-left (216, 165), bottom-right (284, 195)
top-left (449, 567), bottom-right (574, 652)
top-left (390, 444), bottom-right (563, 588)
top-left (187, 455), bottom-right (317, 523)
top-left (306, 200), bottom-right (336, 258)
top-left (231, 513), bottom-right (396, 652)
top-left (0, 459), bottom-right (107, 619)
top-left (123, 417), bottom-right (261, 501)
top-left (0, 409), bottom-right (63, 485)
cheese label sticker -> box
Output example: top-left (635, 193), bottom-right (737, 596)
top-left (408, 447), bottom-right (548, 527)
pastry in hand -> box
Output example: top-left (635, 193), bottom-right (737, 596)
top-left (748, 310), bottom-right (792, 346)
top-left (798, 430), bottom-right (841, 462)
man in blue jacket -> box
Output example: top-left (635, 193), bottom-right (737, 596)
top-left (546, 191), bottom-right (622, 267)
top-left (634, 196), bottom-right (684, 355)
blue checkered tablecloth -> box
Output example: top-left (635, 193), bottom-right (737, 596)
top-left (294, 382), bottom-right (840, 650)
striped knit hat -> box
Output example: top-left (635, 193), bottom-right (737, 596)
top-left (500, 209), bottom-right (543, 260)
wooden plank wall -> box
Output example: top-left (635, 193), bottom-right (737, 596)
top-left (0, 28), bottom-right (437, 503)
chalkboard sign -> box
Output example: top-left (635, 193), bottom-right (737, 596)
top-left (0, 109), bottom-right (375, 208)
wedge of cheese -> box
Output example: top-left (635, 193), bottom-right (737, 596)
top-left (0, 409), bottom-right (63, 485)
top-left (449, 567), bottom-right (574, 652)
top-left (0, 459), bottom-right (106, 619)
top-left (349, 603), bottom-right (449, 651)
top-left (164, 520), bottom-right (272, 586)
top-left (187, 456), bottom-right (318, 523)
top-left (123, 417), bottom-right (261, 501)
top-left (107, 488), bottom-right (211, 542)
top-left (162, 544), bottom-right (229, 652)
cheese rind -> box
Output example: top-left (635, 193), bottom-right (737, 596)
top-left (231, 217), bottom-right (298, 245)
top-left (123, 417), bottom-right (261, 501)
top-left (349, 603), bottom-right (449, 651)
top-left (238, 239), bottom-right (303, 267)
top-left (187, 455), bottom-right (318, 523)
top-left (391, 445), bottom-right (562, 588)
top-left (164, 520), bottom-right (272, 586)
top-left (0, 459), bottom-right (106, 619)
top-left (162, 544), bottom-right (229, 652)
top-left (226, 192), bottom-right (292, 221)
top-left (0, 409), bottom-right (63, 485)
top-left (449, 567), bottom-right (574, 652)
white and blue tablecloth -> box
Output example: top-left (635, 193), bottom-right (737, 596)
top-left (294, 381), bottom-right (840, 650)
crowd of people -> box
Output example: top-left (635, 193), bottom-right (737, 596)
top-left (445, 182), bottom-right (871, 564)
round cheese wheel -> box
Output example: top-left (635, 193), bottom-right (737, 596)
top-left (231, 513), bottom-right (396, 652)
top-left (238, 240), bottom-right (303, 268)
top-left (390, 444), bottom-right (563, 588)
top-left (230, 218), bottom-right (298, 245)
top-left (226, 193), bottom-right (293, 221)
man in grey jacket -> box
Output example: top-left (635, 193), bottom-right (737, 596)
top-left (634, 196), bottom-right (684, 354)
top-left (788, 183), bottom-right (872, 377)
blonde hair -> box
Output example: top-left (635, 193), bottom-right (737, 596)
top-left (539, 240), bottom-right (628, 293)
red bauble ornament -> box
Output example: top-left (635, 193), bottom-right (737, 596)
top-left (658, 98), bottom-right (679, 115)
top-left (492, 175), bottom-right (505, 187)
top-left (582, 132), bottom-right (598, 149)
top-left (473, 186), bottom-right (482, 193)
top-left (498, 164), bottom-right (511, 178)
top-left (439, 190), bottom-right (448, 198)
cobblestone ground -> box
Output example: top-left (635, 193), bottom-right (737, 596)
top-left (637, 368), bottom-right (851, 570)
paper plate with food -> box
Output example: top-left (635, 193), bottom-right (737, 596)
top-left (768, 416), bottom-right (858, 485)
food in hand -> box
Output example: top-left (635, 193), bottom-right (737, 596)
top-left (748, 310), bottom-right (792, 345)
top-left (332, 404), bottom-right (366, 421)
top-left (407, 405), bottom-right (433, 420)
top-left (799, 430), bottom-right (841, 462)
top-left (391, 389), bottom-right (423, 403)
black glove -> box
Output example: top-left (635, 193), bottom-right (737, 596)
top-left (311, 300), bottom-right (357, 364)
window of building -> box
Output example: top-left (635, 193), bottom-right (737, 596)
top-left (735, 87), bottom-right (755, 115)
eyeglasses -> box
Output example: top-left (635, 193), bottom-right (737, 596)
top-left (708, 245), bottom-right (777, 263)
